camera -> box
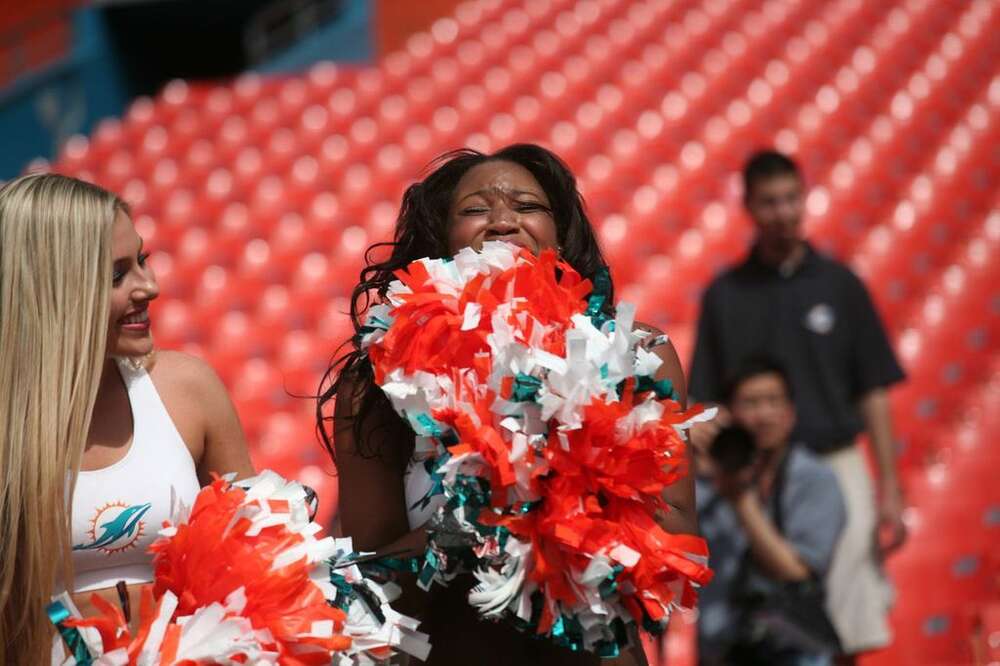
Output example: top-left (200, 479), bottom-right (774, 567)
top-left (709, 424), bottom-right (757, 474)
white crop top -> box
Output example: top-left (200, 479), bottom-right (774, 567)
top-left (70, 360), bottom-right (201, 592)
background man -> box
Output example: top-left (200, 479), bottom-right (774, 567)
top-left (689, 150), bottom-right (907, 660)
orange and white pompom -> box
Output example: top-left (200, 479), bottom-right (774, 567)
top-left (54, 471), bottom-right (429, 665)
top-left (361, 241), bottom-right (714, 655)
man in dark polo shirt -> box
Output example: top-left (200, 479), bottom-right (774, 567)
top-left (689, 150), bottom-right (906, 661)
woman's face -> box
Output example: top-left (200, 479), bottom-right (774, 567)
top-left (107, 210), bottom-right (159, 358)
top-left (447, 160), bottom-right (559, 255)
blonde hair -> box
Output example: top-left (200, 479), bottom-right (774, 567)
top-left (0, 174), bottom-right (125, 664)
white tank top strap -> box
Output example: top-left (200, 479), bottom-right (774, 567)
top-left (69, 359), bottom-right (201, 593)
top-left (116, 358), bottom-right (189, 447)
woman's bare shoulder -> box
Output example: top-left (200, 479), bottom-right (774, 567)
top-left (144, 350), bottom-right (232, 431)
top-left (146, 349), bottom-right (220, 388)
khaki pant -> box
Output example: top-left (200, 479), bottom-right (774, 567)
top-left (821, 445), bottom-right (894, 654)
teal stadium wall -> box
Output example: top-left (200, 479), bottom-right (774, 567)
top-left (0, 0), bottom-right (373, 180)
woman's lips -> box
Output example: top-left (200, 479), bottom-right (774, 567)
top-left (120, 309), bottom-right (151, 332)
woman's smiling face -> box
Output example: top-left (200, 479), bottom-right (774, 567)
top-left (106, 211), bottom-right (159, 358)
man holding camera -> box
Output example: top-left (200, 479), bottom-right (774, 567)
top-left (690, 150), bottom-right (906, 661)
top-left (695, 359), bottom-right (845, 665)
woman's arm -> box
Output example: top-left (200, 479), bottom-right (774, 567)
top-left (334, 373), bottom-right (423, 552)
top-left (637, 326), bottom-right (699, 537)
top-left (334, 372), bottom-right (429, 617)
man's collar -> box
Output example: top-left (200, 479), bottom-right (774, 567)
top-left (746, 240), bottom-right (816, 278)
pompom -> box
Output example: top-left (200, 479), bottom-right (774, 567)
top-left (55, 471), bottom-right (429, 665)
top-left (361, 241), bottom-right (713, 656)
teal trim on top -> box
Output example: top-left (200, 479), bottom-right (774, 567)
top-left (0, 9), bottom-right (130, 180)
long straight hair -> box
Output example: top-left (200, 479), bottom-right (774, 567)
top-left (0, 174), bottom-right (123, 664)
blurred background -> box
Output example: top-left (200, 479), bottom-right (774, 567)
top-left (2, 0), bottom-right (997, 663)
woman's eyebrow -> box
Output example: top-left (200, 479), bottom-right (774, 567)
top-left (455, 186), bottom-right (547, 205)
top-left (455, 190), bottom-right (489, 205)
top-left (113, 238), bottom-right (144, 263)
top-left (506, 189), bottom-right (546, 200)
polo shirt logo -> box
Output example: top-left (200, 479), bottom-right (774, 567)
top-left (805, 303), bottom-right (836, 335)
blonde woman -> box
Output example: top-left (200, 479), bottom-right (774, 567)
top-left (0, 174), bottom-right (254, 664)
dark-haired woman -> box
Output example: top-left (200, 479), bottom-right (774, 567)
top-left (319, 144), bottom-right (698, 665)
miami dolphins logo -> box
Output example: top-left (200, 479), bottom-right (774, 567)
top-left (73, 501), bottom-right (151, 554)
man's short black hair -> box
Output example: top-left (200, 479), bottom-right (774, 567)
top-left (742, 150), bottom-right (802, 201)
top-left (721, 356), bottom-right (795, 405)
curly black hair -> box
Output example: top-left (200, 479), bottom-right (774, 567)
top-left (317, 143), bottom-right (614, 461)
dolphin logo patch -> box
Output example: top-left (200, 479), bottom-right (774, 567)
top-left (74, 501), bottom-right (151, 554)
